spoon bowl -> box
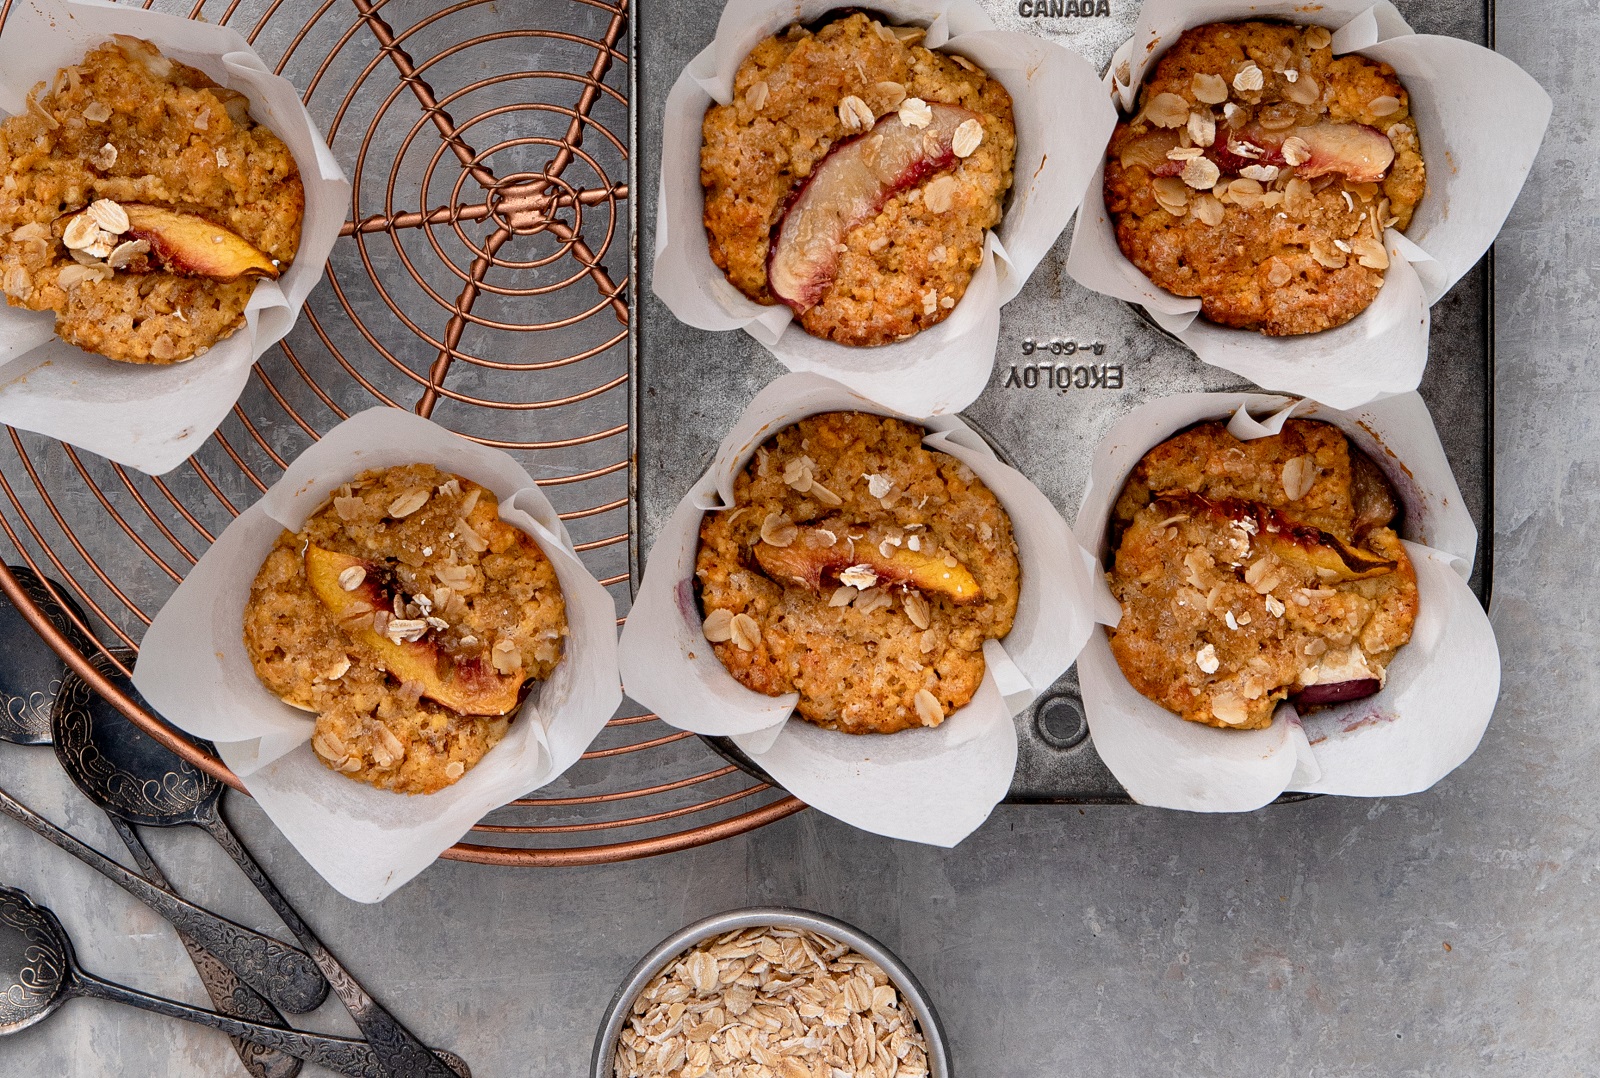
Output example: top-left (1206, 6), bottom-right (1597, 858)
top-left (0, 566), bottom-right (92, 747)
top-left (52, 650), bottom-right (224, 829)
top-left (0, 885), bottom-right (70, 1035)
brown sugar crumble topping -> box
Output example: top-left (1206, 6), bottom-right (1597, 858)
top-left (1104, 21), bottom-right (1425, 335)
top-left (243, 464), bottom-right (567, 794)
top-left (0, 37), bottom-right (303, 364)
top-left (1106, 420), bottom-right (1419, 730)
top-left (695, 412), bottom-right (1020, 735)
top-left (700, 13), bottom-right (1016, 347)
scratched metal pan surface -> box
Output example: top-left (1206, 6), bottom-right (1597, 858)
top-left (632, 0), bottom-right (1493, 802)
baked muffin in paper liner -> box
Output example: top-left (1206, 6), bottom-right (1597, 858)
top-left (620, 373), bottom-right (1096, 846)
top-left (1072, 391), bottom-right (1499, 812)
top-left (653, 0), bottom-right (1114, 417)
top-left (134, 409), bottom-right (621, 902)
top-left (1066, 0), bottom-right (1549, 410)
top-left (0, 0), bottom-right (348, 474)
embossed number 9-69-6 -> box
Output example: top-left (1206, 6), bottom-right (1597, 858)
top-left (1020, 338), bottom-right (1106, 356)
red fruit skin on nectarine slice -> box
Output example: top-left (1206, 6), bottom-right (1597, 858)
top-left (766, 103), bottom-right (979, 312)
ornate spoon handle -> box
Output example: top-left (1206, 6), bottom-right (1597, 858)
top-left (0, 785), bottom-right (327, 1015)
top-left (108, 816), bottom-right (302, 1078)
top-left (202, 811), bottom-right (467, 1078)
top-left (74, 972), bottom-right (396, 1078)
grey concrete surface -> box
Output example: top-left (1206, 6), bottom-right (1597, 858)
top-left (1, 4), bottom-right (1594, 1078)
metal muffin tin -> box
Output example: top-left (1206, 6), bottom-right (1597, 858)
top-left (591, 906), bottom-right (952, 1078)
top-left (635, 0), bottom-right (1494, 803)
top-left (0, 0), bottom-right (1498, 870)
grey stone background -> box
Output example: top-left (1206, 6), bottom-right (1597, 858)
top-left (0, 5), bottom-right (1592, 1078)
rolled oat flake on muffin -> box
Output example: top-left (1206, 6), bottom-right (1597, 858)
top-left (1102, 21), bottom-right (1425, 336)
top-left (700, 12), bottom-right (1018, 347)
top-left (694, 411), bottom-right (1020, 735)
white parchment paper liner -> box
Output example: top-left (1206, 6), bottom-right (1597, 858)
top-left (1065, 0), bottom-right (1550, 410)
top-left (0, 0), bottom-right (349, 475)
top-left (652, 0), bottom-right (1114, 416)
top-left (132, 409), bottom-right (622, 901)
top-left (1072, 391), bottom-right (1500, 812)
top-left (619, 372), bottom-right (1096, 844)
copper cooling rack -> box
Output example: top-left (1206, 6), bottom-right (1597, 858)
top-left (0, 0), bottom-right (803, 866)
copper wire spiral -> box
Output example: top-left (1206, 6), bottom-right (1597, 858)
top-left (0, 0), bottom-right (804, 865)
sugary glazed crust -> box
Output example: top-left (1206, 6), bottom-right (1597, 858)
top-left (0, 37), bottom-right (304, 363)
top-left (695, 411), bottom-right (1020, 734)
top-left (1104, 21), bottom-right (1425, 336)
top-left (243, 463), bottom-right (567, 795)
top-left (1107, 420), bottom-right (1418, 730)
top-left (700, 12), bottom-right (1016, 346)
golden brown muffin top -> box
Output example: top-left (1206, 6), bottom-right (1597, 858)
top-left (695, 411), bottom-right (1020, 734)
top-left (0, 37), bottom-right (304, 363)
top-left (1103, 21), bottom-right (1424, 335)
top-left (700, 13), bottom-right (1015, 346)
top-left (243, 463), bottom-right (567, 794)
top-left (1107, 420), bottom-right (1418, 729)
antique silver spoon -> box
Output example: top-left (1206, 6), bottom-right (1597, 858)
top-left (49, 652), bottom-right (468, 1078)
top-left (0, 884), bottom-right (457, 1078)
top-left (0, 575), bottom-right (300, 1074)
top-left (36, 646), bottom-right (305, 1078)
top-left (0, 782), bottom-right (329, 1019)
top-left (0, 573), bottom-right (300, 1077)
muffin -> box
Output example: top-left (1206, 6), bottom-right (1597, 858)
top-left (695, 411), bottom-right (1020, 734)
top-left (0, 37), bottom-right (304, 364)
top-left (1103, 21), bottom-right (1425, 335)
top-left (244, 464), bottom-right (567, 794)
top-left (700, 12), bottom-right (1017, 346)
top-left (1106, 420), bottom-right (1418, 730)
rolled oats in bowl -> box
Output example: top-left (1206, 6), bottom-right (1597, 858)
top-left (597, 908), bottom-right (949, 1078)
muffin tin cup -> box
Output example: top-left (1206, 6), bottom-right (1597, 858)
top-left (0, 0), bottom-right (350, 475)
top-left (1064, 0), bottom-right (1550, 410)
top-left (651, 0), bottom-right (1115, 416)
top-left (1071, 391), bottom-right (1500, 812)
top-left (132, 408), bottom-right (623, 902)
top-left (619, 372), bottom-right (1096, 846)
top-left (592, 907), bottom-right (952, 1078)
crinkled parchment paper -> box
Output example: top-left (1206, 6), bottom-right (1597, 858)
top-left (653, 0), bottom-right (1113, 416)
top-left (0, 0), bottom-right (349, 474)
top-left (1066, 0), bottom-right (1549, 409)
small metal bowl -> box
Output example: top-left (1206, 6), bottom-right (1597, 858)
top-left (592, 906), bottom-right (952, 1077)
